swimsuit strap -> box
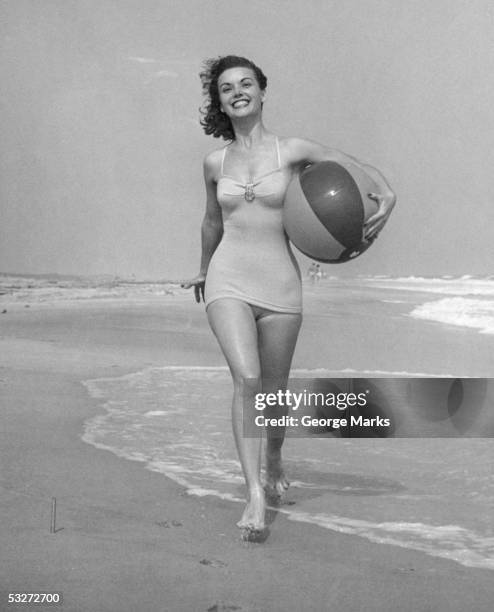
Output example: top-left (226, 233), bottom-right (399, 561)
top-left (275, 136), bottom-right (281, 170)
top-left (220, 144), bottom-right (229, 176)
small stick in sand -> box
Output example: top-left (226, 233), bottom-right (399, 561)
top-left (50, 497), bottom-right (57, 533)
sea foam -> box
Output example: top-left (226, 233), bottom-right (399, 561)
top-left (410, 297), bottom-right (494, 334)
top-left (81, 365), bottom-right (494, 570)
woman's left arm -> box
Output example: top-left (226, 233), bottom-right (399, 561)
top-left (286, 138), bottom-right (397, 242)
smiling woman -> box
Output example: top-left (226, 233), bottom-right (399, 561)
top-left (181, 55), bottom-right (396, 541)
top-left (199, 55), bottom-right (267, 140)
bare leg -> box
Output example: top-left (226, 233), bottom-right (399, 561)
top-left (207, 299), bottom-right (265, 534)
top-left (258, 311), bottom-right (302, 500)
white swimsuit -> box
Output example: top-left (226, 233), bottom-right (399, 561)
top-left (204, 137), bottom-right (302, 313)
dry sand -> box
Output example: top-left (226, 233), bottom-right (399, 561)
top-left (1, 297), bottom-right (493, 612)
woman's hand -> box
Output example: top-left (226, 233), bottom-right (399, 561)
top-left (181, 273), bottom-right (206, 303)
top-left (363, 191), bottom-right (397, 243)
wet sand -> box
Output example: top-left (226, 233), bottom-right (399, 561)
top-left (1, 295), bottom-right (493, 611)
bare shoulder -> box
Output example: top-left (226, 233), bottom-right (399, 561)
top-left (281, 136), bottom-right (314, 148)
top-left (279, 137), bottom-right (330, 169)
top-left (280, 136), bottom-right (346, 168)
top-left (280, 137), bottom-right (308, 154)
top-left (281, 136), bottom-right (334, 155)
top-left (203, 145), bottom-right (227, 181)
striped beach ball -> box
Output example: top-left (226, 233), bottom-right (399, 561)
top-left (283, 161), bottom-right (382, 263)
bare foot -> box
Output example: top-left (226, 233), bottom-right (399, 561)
top-left (236, 486), bottom-right (266, 537)
top-left (264, 450), bottom-right (290, 502)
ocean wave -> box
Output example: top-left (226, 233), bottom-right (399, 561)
top-left (362, 276), bottom-right (494, 297)
top-left (285, 511), bottom-right (494, 570)
top-left (81, 365), bottom-right (494, 570)
top-left (0, 277), bottom-right (181, 302)
top-left (410, 297), bottom-right (494, 334)
top-left (3, 273), bottom-right (493, 303)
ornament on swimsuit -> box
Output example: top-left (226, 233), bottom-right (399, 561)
top-left (244, 183), bottom-right (256, 202)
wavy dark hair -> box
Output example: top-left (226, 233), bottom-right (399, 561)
top-left (199, 55), bottom-right (267, 141)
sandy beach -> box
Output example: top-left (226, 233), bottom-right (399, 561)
top-left (1, 281), bottom-right (494, 611)
top-left (3, 0), bottom-right (494, 609)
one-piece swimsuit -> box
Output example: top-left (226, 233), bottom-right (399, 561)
top-left (204, 137), bottom-right (302, 313)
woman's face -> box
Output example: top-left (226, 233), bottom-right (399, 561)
top-left (218, 67), bottom-right (265, 119)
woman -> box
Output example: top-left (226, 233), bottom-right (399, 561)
top-left (182, 55), bottom-right (395, 539)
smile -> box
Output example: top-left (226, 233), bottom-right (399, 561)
top-left (232, 99), bottom-right (250, 108)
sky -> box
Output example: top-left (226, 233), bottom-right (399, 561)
top-left (1, 0), bottom-right (493, 279)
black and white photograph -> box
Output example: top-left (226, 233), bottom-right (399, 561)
top-left (1, 1), bottom-right (493, 611)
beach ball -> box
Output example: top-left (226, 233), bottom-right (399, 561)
top-left (283, 161), bottom-right (384, 263)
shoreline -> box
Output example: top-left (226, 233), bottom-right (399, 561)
top-left (1, 297), bottom-right (493, 611)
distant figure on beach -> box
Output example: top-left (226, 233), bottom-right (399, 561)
top-left (307, 262), bottom-right (318, 283)
top-left (182, 55), bottom-right (395, 539)
top-left (308, 262), bottom-right (323, 284)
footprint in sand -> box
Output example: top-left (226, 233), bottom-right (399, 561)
top-left (207, 603), bottom-right (263, 611)
top-left (154, 519), bottom-right (183, 528)
top-left (200, 558), bottom-right (227, 568)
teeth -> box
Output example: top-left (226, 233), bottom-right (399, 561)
top-left (233, 100), bottom-right (249, 108)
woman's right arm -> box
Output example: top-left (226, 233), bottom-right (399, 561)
top-left (182, 153), bottom-right (223, 302)
top-left (199, 153), bottom-right (224, 276)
